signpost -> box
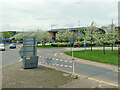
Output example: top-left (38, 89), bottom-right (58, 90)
top-left (69, 38), bottom-right (75, 74)
top-left (118, 27), bottom-right (120, 72)
top-left (1, 35), bottom-right (4, 43)
top-left (84, 40), bottom-right (86, 50)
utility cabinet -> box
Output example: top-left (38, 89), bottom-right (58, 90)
top-left (19, 37), bottom-right (38, 69)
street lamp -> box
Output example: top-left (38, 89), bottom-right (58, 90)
top-left (51, 24), bottom-right (57, 30)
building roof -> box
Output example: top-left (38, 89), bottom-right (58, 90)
top-left (48, 27), bottom-right (105, 33)
top-left (48, 27), bottom-right (86, 32)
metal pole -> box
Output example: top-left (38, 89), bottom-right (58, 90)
top-left (78, 20), bottom-right (80, 48)
top-left (1, 30), bottom-right (3, 43)
top-left (51, 25), bottom-right (52, 30)
top-left (112, 19), bottom-right (113, 30)
top-left (72, 45), bottom-right (73, 59)
top-left (84, 40), bottom-right (86, 50)
top-left (73, 60), bottom-right (75, 74)
top-left (72, 44), bottom-right (75, 74)
top-left (1, 36), bottom-right (2, 44)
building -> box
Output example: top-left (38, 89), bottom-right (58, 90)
top-left (48, 27), bottom-right (105, 41)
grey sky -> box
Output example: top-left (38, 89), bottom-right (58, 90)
top-left (0, 0), bottom-right (118, 31)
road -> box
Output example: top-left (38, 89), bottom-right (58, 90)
top-left (2, 46), bottom-right (118, 86)
top-left (2, 45), bottom-right (21, 67)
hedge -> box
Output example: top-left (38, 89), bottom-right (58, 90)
top-left (51, 42), bottom-right (118, 47)
top-left (51, 43), bottom-right (70, 47)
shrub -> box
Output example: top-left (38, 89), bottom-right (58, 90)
top-left (51, 43), bottom-right (70, 47)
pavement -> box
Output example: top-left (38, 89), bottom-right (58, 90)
top-left (67, 47), bottom-right (118, 51)
top-left (2, 61), bottom-right (73, 88)
top-left (59, 76), bottom-right (118, 88)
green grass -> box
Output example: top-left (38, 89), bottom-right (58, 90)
top-left (65, 50), bottom-right (118, 66)
top-left (37, 45), bottom-right (53, 48)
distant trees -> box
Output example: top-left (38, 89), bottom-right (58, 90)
top-left (56, 30), bottom-right (73, 42)
top-left (0, 33), bottom-right (2, 38)
top-left (100, 24), bottom-right (118, 46)
top-left (55, 30), bottom-right (65, 42)
top-left (83, 21), bottom-right (100, 51)
top-left (0, 31), bottom-right (13, 38)
top-left (11, 21), bottom-right (118, 49)
top-left (30, 31), bottom-right (51, 46)
top-left (82, 21), bottom-right (118, 52)
top-left (55, 21), bottom-right (118, 50)
top-left (12, 31), bottom-right (51, 46)
top-left (105, 28), bottom-right (118, 44)
top-left (105, 28), bottom-right (118, 51)
top-left (12, 33), bottom-right (26, 40)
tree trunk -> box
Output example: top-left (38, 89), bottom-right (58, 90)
top-left (44, 42), bottom-right (45, 47)
top-left (91, 45), bottom-right (92, 51)
top-left (37, 43), bottom-right (38, 47)
top-left (91, 41), bottom-right (92, 51)
top-left (42, 41), bottom-right (43, 46)
top-left (112, 44), bottom-right (113, 51)
top-left (103, 43), bottom-right (105, 54)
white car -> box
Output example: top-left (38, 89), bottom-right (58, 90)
top-left (0, 44), bottom-right (5, 51)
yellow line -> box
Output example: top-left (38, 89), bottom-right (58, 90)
top-left (88, 77), bottom-right (119, 87)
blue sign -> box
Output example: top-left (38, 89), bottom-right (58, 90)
top-left (84, 44), bottom-right (86, 47)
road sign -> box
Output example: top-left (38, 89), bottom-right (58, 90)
top-left (19, 37), bottom-right (38, 69)
top-left (19, 46), bottom-right (37, 58)
top-left (23, 37), bottom-right (37, 45)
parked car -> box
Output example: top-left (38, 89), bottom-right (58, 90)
top-left (0, 44), bottom-right (5, 51)
top-left (16, 40), bottom-right (19, 43)
top-left (9, 43), bottom-right (16, 49)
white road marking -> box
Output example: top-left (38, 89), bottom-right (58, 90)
top-left (19, 59), bottom-right (22, 62)
top-left (54, 53), bottom-right (57, 56)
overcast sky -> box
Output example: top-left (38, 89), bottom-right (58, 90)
top-left (0, 0), bottom-right (118, 31)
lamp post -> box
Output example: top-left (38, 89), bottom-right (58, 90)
top-left (51, 24), bottom-right (56, 30)
top-left (78, 20), bottom-right (80, 48)
top-left (118, 26), bottom-right (120, 71)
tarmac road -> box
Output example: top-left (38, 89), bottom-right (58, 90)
top-left (2, 45), bottom-right (21, 67)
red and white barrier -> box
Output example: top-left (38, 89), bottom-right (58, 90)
top-left (38, 62), bottom-right (73, 68)
top-left (38, 56), bottom-right (73, 63)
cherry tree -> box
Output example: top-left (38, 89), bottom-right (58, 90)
top-left (105, 28), bottom-right (118, 51)
top-left (13, 33), bottom-right (26, 40)
top-left (56, 30), bottom-right (75, 42)
top-left (30, 31), bottom-right (51, 46)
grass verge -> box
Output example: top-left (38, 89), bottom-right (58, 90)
top-left (37, 45), bottom-right (53, 48)
top-left (65, 50), bottom-right (118, 66)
